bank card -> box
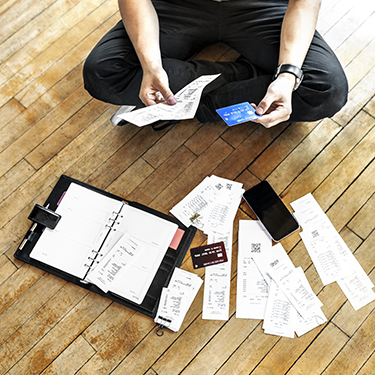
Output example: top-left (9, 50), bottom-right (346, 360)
top-left (190, 241), bottom-right (228, 269)
top-left (216, 102), bottom-right (261, 126)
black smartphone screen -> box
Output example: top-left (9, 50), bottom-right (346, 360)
top-left (242, 181), bottom-right (299, 242)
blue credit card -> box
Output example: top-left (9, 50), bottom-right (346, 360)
top-left (216, 102), bottom-right (261, 126)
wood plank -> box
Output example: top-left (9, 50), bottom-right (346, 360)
top-left (0, 98), bottom-right (25, 130)
top-left (356, 352), bottom-right (375, 375)
top-left (322, 309), bottom-right (375, 374)
top-left (82, 302), bottom-right (135, 351)
top-left (142, 119), bottom-right (201, 168)
top-left (364, 92), bottom-right (375, 116)
top-left (348, 193), bottom-right (375, 239)
top-left (0, 106), bottom-right (115, 230)
top-left (6, 293), bottom-right (110, 375)
top-left (0, 282), bottom-right (88, 373)
top-left (0, 0), bottom-right (55, 45)
top-left (349, 66), bottom-right (375, 109)
top-left (0, 160), bottom-right (36, 204)
top-left (316, 0), bottom-right (353, 36)
top-left (323, 2), bottom-right (375, 53)
top-left (0, 63), bottom-right (84, 153)
top-left (109, 281), bottom-right (206, 375)
top-left (15, 13), bottom-right (119, 108)
top-left (214, 122), bottom-right (287, 181)
top-left (0, 254), bottom-right (17, 284)
top-left (85, 125), bottom-right (165, 190)
top-left (321, 157), bottom-right (375, 232)
top-left (0, 273), bottom-right (64, 343)
top-left (25, 99), bottom-right (110, 170)
top-left (107, 158), bottom-right (155, 199)
top-left (65, 121), bottom-right (139, 183)
top-left (334, 11), bottom-right (375, 67)
top-left (281, 110), bottom-right (375, 206)
top-left (287, 323), bottom-right (349, 375)
top-left (345, 37), bottom-right (375, 91)
top-left (0, 264), bottom-right (44, 315)
top-left (0, 0), bottom-right (81, 64)
top-left (150, 138), bottom-right (233, 213)
top-left (266, 118), bottom-right (341, 195)
top-left (125, 146), bottom-right (197, 204)
top-left (222, 275), bottom-right (346, 375)
top-left (41, 336), bottom-right (95, 375)
top-left (153, 278), bottom-right (240, 375)
top-left (0, 0), bottom-right (106, 80)
top-left (0, 0), bottom-right (117, 108)
top-left (248, 121), bottom-right (318, 181)
top-left (76, 312), bottom-right (156, 375)
top-left (184, 120), bottom-right (228, 156)
top-left (220, 120), bottom-right (258, 149)
top-left (0, 85), bottom-right (91, 177)
top-left (215, 323), bottom-right (278, 375)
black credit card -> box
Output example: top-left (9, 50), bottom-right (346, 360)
top-left (190, 241), bottom-right (228, 269)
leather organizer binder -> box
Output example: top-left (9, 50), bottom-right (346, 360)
top-left (14, 175), bottom-right (196, 318)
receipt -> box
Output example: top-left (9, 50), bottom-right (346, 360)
top-left (119, 74), bottom-right (221, 127)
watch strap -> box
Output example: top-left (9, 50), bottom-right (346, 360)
top-left (273, 64), bottom-right (304, 90)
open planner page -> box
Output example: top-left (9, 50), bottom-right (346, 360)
top-left (91, 204), bottom-right (179, 304)
top-left (30, 183), bottom-right (124, 279)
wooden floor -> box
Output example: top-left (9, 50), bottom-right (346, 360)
top-left (1, 0), bottom-right (375, 374)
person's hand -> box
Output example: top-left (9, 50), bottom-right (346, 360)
top-left (252, 74), bottom-right (295, 128)
top-left (139, 65), bottom-right (177, 106)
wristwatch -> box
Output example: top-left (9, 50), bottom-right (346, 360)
top-left (273, 64), bottom-right (304, 91)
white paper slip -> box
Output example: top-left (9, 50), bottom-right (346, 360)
top-left (202, 230), bottom-right (233, 321)
top-left (86, 233), bottom-right (143, 293)
top-left (155, 267), bottom-right (203, 332)
top-left (171, 175), bottom-right (244, 235)
top-left (262, 279), bottom-right (295, 338)
top-left (236, 220), bottom-right (272, 320)
top-left (268, 266), bottom-right (323, 320)
top-left (291, 193), bottom-right (375, 311)
top-left (119, 74), bottom-right (220, 126)
top-left (337, 273), bottom-right (375, 311)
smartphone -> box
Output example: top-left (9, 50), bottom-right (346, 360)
top-left (242, 181), bottom-right (299, 242)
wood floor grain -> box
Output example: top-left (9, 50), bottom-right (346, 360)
top-left (1, 0), bottom-right (374, 374)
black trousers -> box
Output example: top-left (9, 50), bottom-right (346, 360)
top-left (83, 0), bottom-right (348, 123)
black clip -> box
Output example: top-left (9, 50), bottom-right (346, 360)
top-left (28, 204), bottom-right (61, 230)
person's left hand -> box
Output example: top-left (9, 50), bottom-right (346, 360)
top-left (252, 74), bottom-right (295, 128)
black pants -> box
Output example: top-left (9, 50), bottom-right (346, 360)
top-left (83, 0), bottom-right (348, 123)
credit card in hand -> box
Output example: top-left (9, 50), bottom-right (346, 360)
top-left (190, 241), bottom-right (228, 269)
top-left (216, 102), bottom-right (261, 126)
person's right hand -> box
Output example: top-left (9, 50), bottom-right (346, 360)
top-left (139, 65), bottom-right (177, 106)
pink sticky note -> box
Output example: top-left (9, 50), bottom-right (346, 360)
top-left (169, 228), bottom-right (185, 250)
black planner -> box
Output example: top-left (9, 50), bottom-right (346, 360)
top-left (14, 175), bottom-right (196, 318)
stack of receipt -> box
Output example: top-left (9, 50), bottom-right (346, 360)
top-left (154, 267), bottom-right (202, 332)
top-left (291, 193), bottom-right (375, 311)
top-left (237, 220), bottom-right (327, 338)
top-left (171, 175), bottom-right (244, 321)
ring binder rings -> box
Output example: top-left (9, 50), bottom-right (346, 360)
top-left (14, 175), bottom-right (196, 318)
